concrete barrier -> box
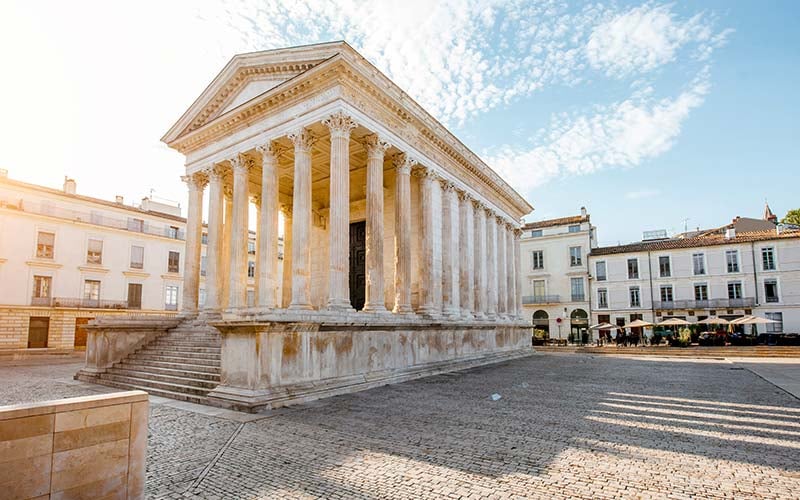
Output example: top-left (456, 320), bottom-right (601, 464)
top-left (0, 390), bottom-right (148, 499)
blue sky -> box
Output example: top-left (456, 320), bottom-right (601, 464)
top-left (1, 1), bottom-right (798, 245)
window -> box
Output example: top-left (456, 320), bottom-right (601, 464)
top-left (660, 285), bottom-right (673, 303)
top-left (659, 256), bottom-right (671, 277)
top-left (597, 289), bottom-right (608, 309)
top-left (766, 312), bottom-right (783, 333)
top-left (168, 251), bottom-right (180, 273)
top-left (201, 233), bottom-right (208, 245)
top-left (532, 250), bottom-right (544, 270)
top-left (726, 250), bottom-right (739, 273)
top-left (728, 281), bottom-right (743, 300)
top-left (128, 218), bottom-right (144, 233)
top-left (33, 275), bottom-right (52, 303)
top-left (531, 230), bottom-right (542, 238)
top-left (247, 261), bottom-right (255, 278)
top-left (83, 280), bottom-right (101, 304)
top-left (570, 278), bottom-right (585, 302)
top-left (627, 258), bottom-right (639, 279)
top-left (694, 284), bottom-right (708, 301)
top-left (568, 224), bottom-right (580, 233)
top-left (629, 286), bottom-right (641, 307)
top-left (165, 285), bottom-right (179, 311)
top-left (569, 246), bottom-right (582, 267)
top-left (127, 283), bottom-right (142, 309)
top-left (86, 238), bottom-right (103, 265)
top-left (533, 280), bottom-right (546, 298)
top-left (130, 246), bottom-right (144, 269)
top-left (595, 261), bottom-right (607, 281)
top-left (36, 231), bottom-right (55, 259)
top-left (762, 247), bottom-right (775, 270)
top-left (199, 288), bottom-right (207, 308)
top-left (764, 279), bottom-right (779, 303)
top-left (692, 253), bottom-right (706, 275)
top-left (248, 241), bottom-right (256, 255)
top-left (167, 226), bottom-right (180, 239)
top-left (200, 256), bottom-right (207, 277)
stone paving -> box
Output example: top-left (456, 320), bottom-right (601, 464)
top-left (2, 354), bottom-right (800, 499)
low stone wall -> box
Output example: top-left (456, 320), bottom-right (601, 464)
top-left (0, 390), bottom-right (148, 499)
top-left (209, 314), bottom-right (532, 412)
top-left (77, 316), bottom-right (181, 379)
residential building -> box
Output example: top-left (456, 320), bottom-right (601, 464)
top-left (0, 170), bottom-right (264, 351)
top-left (520, 207), bottom-right (597, 342)
top-left (588, 213), bottom-right (800, 334)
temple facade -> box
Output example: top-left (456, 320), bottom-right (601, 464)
top-left (81, 42), bottom-right (534, 411)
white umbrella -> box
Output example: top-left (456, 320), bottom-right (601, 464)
top-left (625, 319), bottom-right (654, 328)
top-left (599, 323), bottom-right (622, 330)
top-left (590, 322), bottom-right (614, 330)
top-left (657, 318), bottom-right (693, 326)
top-left (697, 316), bottom-right (729, 325)
top-left (734, 316), bottom-right (778, 325)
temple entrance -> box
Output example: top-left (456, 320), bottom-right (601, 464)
top-left (349, 221), bottom-right (366, 310)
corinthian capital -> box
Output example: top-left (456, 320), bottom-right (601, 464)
top-left (362, 134), bottom-right (391, 160)
top-left (392, 152), bottom-right (417, 175)
top-left (256, 141), bottom-right (283, 163)
top-left (229, 153), bottom-right (254, 173)
top-left (323, 111), bottom-right (358, 139)
top-left (439, 178), bottom-right (455, 192)
top-left (182, 171), bottom-right (208, 191)
top-left (288, 128), bottom-right (315, 153)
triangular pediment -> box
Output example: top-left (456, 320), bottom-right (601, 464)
top-left (162, 41), bottom-right (349, 144)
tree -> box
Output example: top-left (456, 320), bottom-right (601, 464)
top-left (781, 209), bottom-right (800, 226)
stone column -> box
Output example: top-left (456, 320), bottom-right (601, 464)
top-left (227, 154), bottom-right (251, 310)
top-left (362, 134), bottom-right (390, 313)
top-left (459, 191), bottom-right (473, 318)
top-left (417, 166), bottom-right (441, 317)
top-left (281, 205), bottom-right (293, 308)
top-left (204, 166), bottom-right (225, 314)
top-left (440, 180), bottom-right (460, 318)
top-left (486, 209), bottom-right (498, 319)
top-left (392, 153), bottom-right (415, 314)
top-left (256, 142), bottom-right (281, 309)
top-left (222, 188), bottom-right (233, 308)
top-left (473, 200), bottom-right (487, 319)
top-left (497, 216), bottom-right (507, 318)
top-left (180, 171), bottom-right (207, 315)
top-left (514, 228), bottom-right (523, 318)
top-left (288, 128), bottom-right (314, 310)
top-left (506, 223), bottom-right (516, 318)
top-left (324, 112), bottom-right (358, 311)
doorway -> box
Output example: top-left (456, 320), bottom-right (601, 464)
top-left (349, 221), bottom-right (366, 311)
top-left (74, 317), bottom-right (93, 350)
top-left (27, 317), bottom-right (50, 348)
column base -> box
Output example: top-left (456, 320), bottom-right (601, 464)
top-left (416, 306), bottom-right (442, 319)
top-left (288, 303), bottom-right (314, 311)
top-left (362, 303), bottom-right (389, 314)
top-left (327, 299), bottom-right (355, 313)
top-left (199, 309), bottom-right (223, 321)
top-left (392, 304), bottom-right (414, 315)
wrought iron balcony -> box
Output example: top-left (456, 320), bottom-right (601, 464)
top-left (31, 297), bottom-right (129, 309)
top-left (653, 297), bottom-right (756, 310)
top-left (571, 294), bottom-right (586, 302)
top-left (522, 295), bottom-right (560, 305)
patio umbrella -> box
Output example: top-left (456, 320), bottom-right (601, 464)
top-left (590, 322), bottom-right (614, 330)
top-left (599, 323), bottom-right (622, 330)
top-left (697, 316), bottom-right (729, 325)
top-left (735, 316), bottom-right (778, 325)
top-left (657, 318), bottom-right (692, 326)
top-left (624, 319), bottom-right (654, 328)
top-left (729, 316), bottom-right (752, 324)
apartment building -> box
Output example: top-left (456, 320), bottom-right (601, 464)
top-left (519, 208), bottom-right (597, 342)
top-left (0, 170), bottom-right (264, 351)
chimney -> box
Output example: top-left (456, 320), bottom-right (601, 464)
top-left (115, 195), bottom-right (124, 204)
top-left (63, 176), bottom-right (76, 195)
top-left (580, 206), bottom-right (587, 217)
top-left (725, 227), bottom-right (736, 239)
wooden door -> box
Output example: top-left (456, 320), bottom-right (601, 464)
top-left (27, 317), bottom-right (50, 348)
top-left (349, 221), bottom-right (366, 311)
top-left (74, 317), bottom-right (92, 349)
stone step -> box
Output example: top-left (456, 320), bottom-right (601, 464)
top-left (126, 353), bottom-right (221, 367)
top-left (89, 378), bottom-right (209, 405)
top-left (147, 344), bottom-right (221, 354)
top-left (133, 349), bottom-right (221, 361)
top-left (105, 367), bottom-right (218, 389)
top-left (99, 373), bottom-right (211, 397)
top-left (117, 359), bottom-right (220, 374)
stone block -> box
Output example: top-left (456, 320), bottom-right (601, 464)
top-left (51, 438), bottom-right (130, 492)
top-left (53, 419), bottom-right (130, 452)
top-left (127, 400), bottom-right (148, 499)
top-left (54, 403), bottom-right (131, 432)
top-left (0, 453), bottom-right (52, 499)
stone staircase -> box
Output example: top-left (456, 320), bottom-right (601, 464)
top-left (93, 321), bottom-right (221, 404)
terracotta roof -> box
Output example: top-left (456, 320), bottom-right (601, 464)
top-left (523, 214), bottom-right (588, 230)
top-left (590, 229), bottom-right (800, 256)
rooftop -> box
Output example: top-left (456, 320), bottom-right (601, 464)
top-left (523, 213), bottom-right (589, 230)
top-left (591, 228), bottom-right (800, 256)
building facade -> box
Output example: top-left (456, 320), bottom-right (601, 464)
top-left (588, 225), bottom-right (800, 334)
top-left (519, 209), bottom-right (597, 343)
top-left (0, 170), bottom-right (263, 351)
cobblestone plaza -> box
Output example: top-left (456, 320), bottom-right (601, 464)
top-left (2, 354), bottom-right (799, 499)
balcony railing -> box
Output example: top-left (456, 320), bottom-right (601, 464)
top-left (653, 297), bottom-right (756, 310)
top-left (31, 297), bottom-right (129, 309)
top-left (571, 294), bottom-right (586, 302)
top-left (522, 295), bottom-right (560, 305)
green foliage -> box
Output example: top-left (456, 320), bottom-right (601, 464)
top-left (781, 208), bottom-right (800, 225)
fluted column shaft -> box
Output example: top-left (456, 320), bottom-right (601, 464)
top-left (281, 207), bottom-right (293, 308)
top-left (361, 135), bottom-right (390, 313)
top-left (222, 192), bottom-right (233, 308)
top-left (181, 172), bottom-right (206, 314)
top-left (473, 202), bottom-right (487, 318)
top-left (506, 224), bottom-right (516, 317)
top-left (417, 167), bottom-right (441, 316)
top-left (227, 155), bottom-right (250, 310)
top-left (514, 230), bottom-right (523, 318)
top-left (497, 217), bottom-right (507, 317)
top-left (486, 211), bottom-right (498, 318)
top-left (441, 181), bottom-right (460, 317)
top-left (288, 129), bottom-right (314, 310)
top-left (392, 154), bottom-right (415, 314)
top-left (459, 193), bottom-right (473, 317)
top-left (204, 167), bottom-right (224, 313)
top-left (257, 143), bottom-right (281, 308)
top-left (324, 113), bottom-right (358, 310)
